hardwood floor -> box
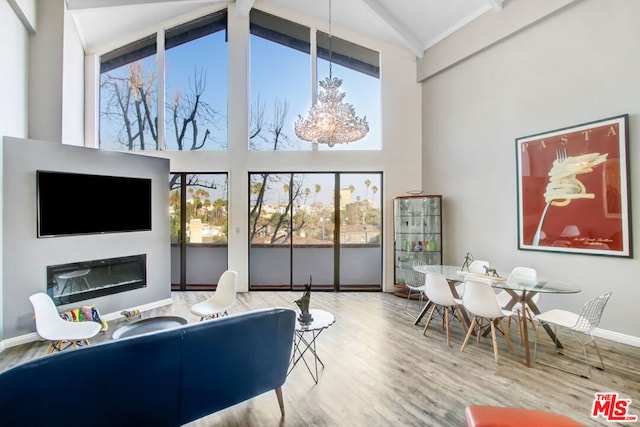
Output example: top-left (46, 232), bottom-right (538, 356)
top-left (1, 291), bottom-right (638, 426)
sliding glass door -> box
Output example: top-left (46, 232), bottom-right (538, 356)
top-left (292, 173), bottom-right (335, 290)
top-left (170, 173), bottom-right (228, 290)
top-left (338, 173), bottom-right (382, 290)
top-left (249, 172), bottom-right (381, 291)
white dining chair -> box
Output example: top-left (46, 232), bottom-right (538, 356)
top-left (533, 292), bottom-right (612, 378)
top-left (461, 280), bottom-right (514, 364)
top-left (422, 272), bottom-right (464, 346)
top-left (457, 259), bottom-right (491, 296)
top-left (468, 260), bottom-right (490, 274)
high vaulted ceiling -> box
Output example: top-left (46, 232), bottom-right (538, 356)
top-left (66, 0), bottom-right (505, 57)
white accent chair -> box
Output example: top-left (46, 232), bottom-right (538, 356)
top-left (422, 272), bottom-right (464, 346)
top-left (460, 280), bottom-right (514, 364)
top-left (29, 292), bottom-right (102, 354)
top-left (190, 270), bottom-right (238, 321)
top-left (534, 292), bottom-right (612, 378)
top-left (401, 262), bottom-right (426, 318)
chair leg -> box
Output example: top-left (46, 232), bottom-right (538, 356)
top-left (403, 288), bottom-right (414, 311)
top-left (444, 307), bottom-right (451, 347)
top-left (454, 306), bottom-right (466, 331)
top-left (589, 337), bottom-right (606, 371)
top-left (490, 321), bottom-right (500, 363)
top-left (275, 387), bottom-right (285, 417)
top-left (497, 318), bottom-right (514, 352)
top-left (516, 311), bottom-right (524, 344)
top-left (525, 308), bottom-right (537, 333)
top-left (461, 317), bottom-right (478, 352)
top-left (476, 318), bottom-right (483, 344)
top-left (423, 305), bottom-right (438, 336)
top-left (46, 342), bottom-right (55, 354)
top-left (534, 322), bottom-right (603, 378)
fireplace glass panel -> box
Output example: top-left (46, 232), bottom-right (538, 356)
top-left (47, 254), bottom-right (146, 305)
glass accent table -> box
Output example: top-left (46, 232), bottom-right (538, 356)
top-left (287, 309), bottom-right (335, 383)
top-left (111, 316), bottom-right (187, 340)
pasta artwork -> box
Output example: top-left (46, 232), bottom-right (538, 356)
top-left (531, 150), bottom-right (608, 246)
top-left (543, 152), bottom-right (608, 207)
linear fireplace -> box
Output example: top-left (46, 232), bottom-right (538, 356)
top-left (47, 254), bottom-right (146, 305)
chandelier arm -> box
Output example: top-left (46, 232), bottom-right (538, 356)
top-left (329, 0), bottom-right (333, 79)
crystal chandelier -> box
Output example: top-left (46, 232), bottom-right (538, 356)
top-left (294, 0), bottom-right (369, 147)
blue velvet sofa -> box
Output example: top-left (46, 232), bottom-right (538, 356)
top-left (0, 307), bottom-right (296, 426)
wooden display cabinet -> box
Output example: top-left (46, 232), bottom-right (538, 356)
top-left (393, 195), bottom-right (443, 298)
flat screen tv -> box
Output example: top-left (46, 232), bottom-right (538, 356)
top-left (37, 170), bottom-right (152, 237)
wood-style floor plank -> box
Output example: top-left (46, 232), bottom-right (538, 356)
top-left (1, 291), bottom-right (638, 426)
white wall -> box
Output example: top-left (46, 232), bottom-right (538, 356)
top-left (2, 137), bottom-right (171, 341)
top-left (421, 0), bottom-right (640, 342)
top-left (0, 0), bottom-right (32, 349)
top-left (62, 4), bottom-right (86, 146)
top-left (28, 0), bottom-right (64, 142)
top-left (0, 1), bottom-right (29, 140)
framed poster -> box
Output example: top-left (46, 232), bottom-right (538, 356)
top-left (516, 114), bottom-right (631, 257)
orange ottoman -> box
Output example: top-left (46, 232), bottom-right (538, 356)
top-left (465, 405), bottom-right (585, 427)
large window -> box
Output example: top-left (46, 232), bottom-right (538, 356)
top-left (317, 32), bottom-right (381, 150)
top-left (249, 10), bottom-right (311, 151)
top-left (99, 35), bottom-right (158, 150)
top-left (249, 10), bottom-right (380, 151)
top-left (99, 11), bottom-right (228, 152)
top-left (165, 11), bottom-right (228, 151)
top-left (170, 173), bottom-right (228, 290)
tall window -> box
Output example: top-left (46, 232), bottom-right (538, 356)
top-left (99, 11), bottom-right (228, 152)
top-left (317, 32), bottom-right (381, 150)
top-left (250, 10), bottom-right (311, 151)
top-left (165, 11), bottom-right (228, 151)
top-left (99, 35), bottom-right (158, 150)
top-left (170, 173), bottom-right (228, 290)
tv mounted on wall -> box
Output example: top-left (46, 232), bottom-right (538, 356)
top-left (37, 170), bottom-right (152, 238)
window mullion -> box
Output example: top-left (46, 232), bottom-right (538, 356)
top-left (310, 28), bottom-right (319, 153)
top-left (157, 31), bottom-right (166, 151)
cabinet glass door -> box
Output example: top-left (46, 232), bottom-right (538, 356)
top-left (393, 195), bottom-right (442, 286)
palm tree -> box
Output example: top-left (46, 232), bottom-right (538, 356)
top-left (364, 179), bottom-right (371, 202)
top-left (313, 183), bottom-right (322, 208)
top-left (304, 187), bottom-right (311, 206)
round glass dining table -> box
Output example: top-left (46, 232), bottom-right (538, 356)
top-left (413, 264), bottom-right (581, 367)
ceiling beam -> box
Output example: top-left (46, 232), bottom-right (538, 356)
top-left (360, 0), bottom-right (424, 58)
top-left (65, 0), bottom-right (223, 10)
top-left (486, 0), bottom-right (503, 11)
top-left (235, 0), bottom-right (254, 18)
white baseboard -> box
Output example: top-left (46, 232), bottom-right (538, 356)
top-left (2, 332), bottom-right (41, 349)
top-left (594, 328), bottom-right (640, 347)
top-left (1, 298), bottom-right (174, 350)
